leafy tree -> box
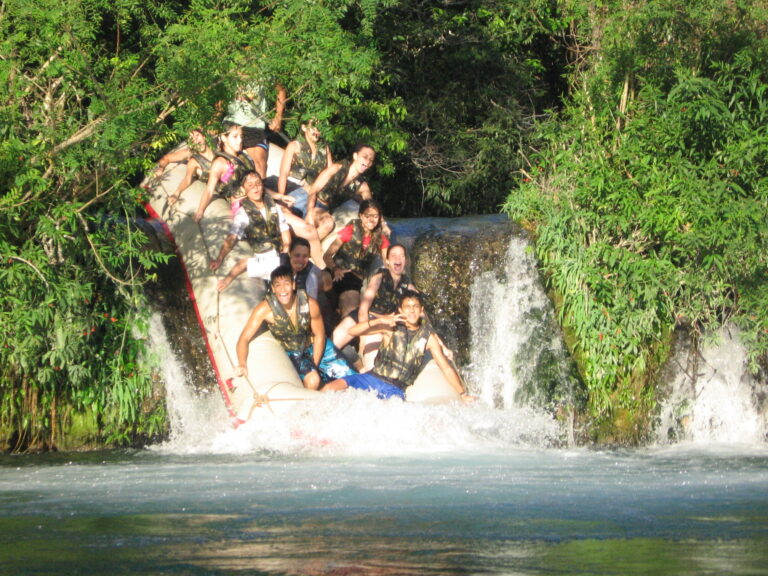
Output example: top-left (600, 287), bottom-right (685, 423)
top-left (0, 0), bottom-right (409, 451)
top-left (505, 0), bottom-right (768, 442)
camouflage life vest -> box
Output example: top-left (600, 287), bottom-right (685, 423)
top-left (370, 268), bottom-right (412, 315)
top-left (191, 152), bottom-right (212, 182)
top-left (333, 219), bottom-right (383, 278)
top-left (240, 195), bottom-right (282, 254)
top-left (317, 159), bottom-right (366, 211)
top-left (373, 321), bottom-right (432, 388)
top-left (289, 140), bottom-right (327, 185)
top-left (215, 150), bottom-right (255, 199)
top-left (266, 289), bottom-right (311, 352)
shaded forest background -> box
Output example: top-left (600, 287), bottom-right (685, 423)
top-left (1, 0), bottom-right (766, 450)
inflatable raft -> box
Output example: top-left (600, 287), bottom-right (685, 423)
top-left (145, 143), bottom-right (460, 425)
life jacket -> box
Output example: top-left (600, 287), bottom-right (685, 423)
top-left (240, 195), bottom-right (282, 253)
top-left (333, 219), bottom-right (383, 278)
top-left (370, 268), bottom-right (412, 315)
top-left (317, 159), bottom-right (366, 211)
top-left (289, 140), bottom-right (327, 186)
top-left (215, 150), bottom-right (255, 199)
top-left (266, 289), bottom-right (311, 352)
top-left (191, 152), bottom-right (212, 182)
top-left (293, 262), bottom-right (315, 293)
top-left (373, 321), bottom-right (432, 388)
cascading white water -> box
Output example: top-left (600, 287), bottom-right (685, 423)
top-left (147, 313), bottom-right (231, 448)
top-left (466, 236), bottom-right (572, 410)
top-left (656, 325), bottom-right (767, 444)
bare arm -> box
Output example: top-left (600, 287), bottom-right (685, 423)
top-left (426, 334), bottom-right (466, 396)
top-left (155, 147), bottom-right (191, 177)
top-left (277, 140), bottom-right (300, 197)
top-left (268, 83), bottom-right (287, 132)
top-left (210, 234), bottom-right (238, 270)
top-left (308, 297), bottom-right (325, 368)
top-left (279, 227), bottom-right (292, 254)
top-left (348, 313), bottom-right (402, 339)
top-left (357, 272), bottom-right (383, 321)
top-left (323, 237), bottom-right (345, 281)
top-left (169, 157), bottom-right (200, 204)
top-left (195, 157), bottom-right (227, 222)
top-left (235, 302), bottom-right (271, 377)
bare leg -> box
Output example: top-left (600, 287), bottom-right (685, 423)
top-left (338, 290), bottom-right (360, 321)
top-left (246, 146), bottom-right (268, 179)
top-left (303, 370), bottom-right (321, 390)
top-left (332, 315), bottom-right (357, 349)
top-left (283, 209), bottom-right (325, 267)
top-left (314, 209), bottom-right (336, 240)
top-left (360, 332), bottom-right (383, 372)
top-left (321, 379), bottom-right (349, 392)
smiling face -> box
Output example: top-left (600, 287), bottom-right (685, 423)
top-left (271, 276), bottom-right (295, 307)
top-left (352, 146), bottom-right (375, 174)
top-left (189, 129), bottom-right (206, 150)
top-left (359, 207), bottom-right (381, 233)
top-left (398, 296), bottom-right (423, 328)
top-left (289, 244), bottom-right (310, 273)
top-left (386, 245), bottom-right (407, 277)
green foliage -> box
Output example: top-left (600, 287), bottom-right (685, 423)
top-left (505, 0), bottom-right (768, 442)
top-left (372, 0), bottom-right (566, 216)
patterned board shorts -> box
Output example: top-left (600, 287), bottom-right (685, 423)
top-left (286, 340), bottom-right (356, 383)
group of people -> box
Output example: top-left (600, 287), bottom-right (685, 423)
top-left (154, 81), bottom-right (472, 402)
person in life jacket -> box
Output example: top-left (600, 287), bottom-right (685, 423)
top-left (223, 79), bottom-right (286, 179)
top-left (159, 128), bottom-right (215, 208)
top-left (305, 144), bottom-right (377, 240)
top-left (210, 171), bottom-right (291, 292)
top-left (289, 237), bottom-right (334, 336)
top-left (194, 123), bottom-right (256, 222)
top-left (234, 266), bottom-right (356, 391)
top-left (323, 199), bottom-right (390, 321)
top-left (333, 243), bottom-right (417, 369)
top-left (325, 290), bottom-right (473, 402)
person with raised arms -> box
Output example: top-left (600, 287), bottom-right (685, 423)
top-left (326, 290), bottom-right (473, 402)
top-left (234, 266), bottom-right (356, 391)
top-left (210, 171), bottom-right (291, 291)
top-left (305, 144), bottom-right (376, 240)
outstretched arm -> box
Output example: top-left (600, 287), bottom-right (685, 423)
top-left (426, 334), bottom-right (471, 399)
top-left (195, 157), bottom-right (227, 222)
top-left (268, 83), bottom-right (287, 132)
top-left (154, 147), bottom-right (191, 177)
top-left (168, 157), bottom-right (200, 205)
top-left (210, 234), bottom-right (238, 270)
top-left (348, 313), bottom-right (402, 338)
top-left (277, 140), bottom-right (299, 197)
top-left (235, 302), bottom-right (270, 377)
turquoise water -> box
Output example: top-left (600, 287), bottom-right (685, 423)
top-left (1, 444), bottom-right (767, 575)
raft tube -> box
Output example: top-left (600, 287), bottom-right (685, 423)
top-left (145, 144), bottom-right (460, 424)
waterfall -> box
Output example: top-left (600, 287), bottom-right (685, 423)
top-left (656, 325), bottom-right (767, 444)
top-left (466, 236), bottom-right (577, 412)
top-left (147, 313), bottom-right (230, 449)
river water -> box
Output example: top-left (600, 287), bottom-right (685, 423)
top-left (2, 230), bottom-right (766, 575)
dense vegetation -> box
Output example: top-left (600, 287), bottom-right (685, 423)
top-left (505, 0), bottom-right (768, 441)
top-left (1, 0), bottom-right (765, 449)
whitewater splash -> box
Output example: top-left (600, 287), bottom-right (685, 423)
top-left (147, 310), bottom-right (560, 456)
top-left (656, 325), bottom-right (767, 445)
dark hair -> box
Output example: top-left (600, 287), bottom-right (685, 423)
top-left (353, 143), bottom-right (375, 155)
top-left (289, 237), bottom-right (310, 252)
top-left (242, 170), bottom-right (261, 182)
top-left (357, 199), bottom-right (383, 234)
top-left (270, 265), bottom-right (294, 285)
top-left (386, 243), bottom-right (406, 259)
top-left (397, 289), bottom-right (423, 307)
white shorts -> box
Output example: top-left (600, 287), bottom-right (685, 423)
top-left (246, 250), bottom-right (281, 280)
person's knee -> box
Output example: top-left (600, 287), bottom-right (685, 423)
top-left (304, 371), bottom-right (321, 390)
